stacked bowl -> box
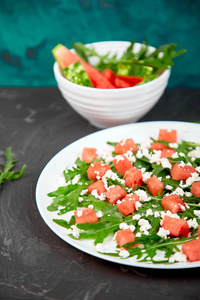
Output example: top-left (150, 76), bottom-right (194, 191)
top-left (53, 41), bottom-right (170, 128)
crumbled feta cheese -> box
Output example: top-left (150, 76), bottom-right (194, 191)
top-left (188, 147), bottom-right (200, 159)
top-left (72, 174), bottom-right (81, 185)
top-left (101, 148), bottom-right (114, 163)
top-left (119, 223), bottom-right (136, 232)
top-left (138, 219), bottom-right (152, 233)
top-left (132, 214), bottom-right (142, 220)
top-left (157, 227), bottom-right (170, 238)
top-left (187, 218), bottom-right (199, 229)
top-left (80, 189), bottom-right (88, 195)
top-left (154, 211), bottom-right (160, 218)
top-left (115, 155), bottom-right (125, 162)
top-left (196, 166), bottom-right (200, 173)
top-left (169, 252), bottom-right (187, 263)
top-left (185, 192), bottom-right (192, 197)
top-left (119, 249), bottom-right (130, 258)
top-left (96, 210), bottom-right (103, 218)
top-left (135, 201), bottom-right (142, 210)
top-left (166, 185), bottom-right (173, 190)
top-left (172, 152), bottom-right (179, 159)
top-left (139, 139), bottom-right (152, 150)
top-left (135, 232), bottom-right (142, 237)
top-left (179, 152), bottom-right (185, 157)
top-left (134, 189), bottom-right (151, 202)
top-left (78, 196), bottom-right (84, 202)
top-left (124, 150), bottom-right (136, 163)
top-left (186, 172), bottom-right (200, 186)
top-left (166, 175), bottom-right (171, 179)
top-left (76, 210), bottom-right (83, 217)
top-left (160, 211), bottom-right (180, 222)
top-left (67, 225), bottom-right (83, 238)
top-left (173, 187), bottom-right (185, 196)
top-left (161, 158), bottom-right (172, 169)
top-left (169, 143), bottom-right (178, 149)
top-left (146, 209), bottom-right (153, 216)
top-left (142, 172), bottom-right (152, 182)
top-left (193, 210), bottom-right (200, 218)
top-left (153, 250), bottom-right (167, 261)
top-left (91, 189), bottom-right (106, 201)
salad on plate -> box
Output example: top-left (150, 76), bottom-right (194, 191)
top-left (46, 127), bottom-right (200, 265)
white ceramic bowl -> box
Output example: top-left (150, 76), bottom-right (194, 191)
top-left (53, 41), bottom-right (171, 128)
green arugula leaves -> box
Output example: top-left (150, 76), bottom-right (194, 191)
top-left (71, 40), bottom-right (186, 74)
top-left (0, 147), bottom-right (26, 185)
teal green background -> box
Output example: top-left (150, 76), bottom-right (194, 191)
top-left (0, 0), bottom-right (199, 88)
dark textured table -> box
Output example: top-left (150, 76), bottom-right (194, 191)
top-left (0, 87), bottom-right (200, 300)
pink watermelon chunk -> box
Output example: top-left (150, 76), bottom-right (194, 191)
top-left (52, 44), bottom-right (115, 89)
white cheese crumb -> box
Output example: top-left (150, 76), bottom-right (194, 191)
top-left (186, 172), bottom-right (200, 186)
top-left (161, 158), bottom-right (172, 169)
top-left (135, 232), bottom-right (142, 237)
top-left (193, 210), bottom-right (200, 218)
top-left (96, 211), bottom-right (103, 218)
top-left (146, 209), bottom-right (153, 216)
top-left (119, 249), bottom-right (130, 258)
top-left (173, 187), bottom-right (185, 196)
top-left (138, 219), bottom-right (152, 233)
top-left (119, 223), bottom-right (135, 232)
top-left (169, 252), bottom-right (187, 263)
top-left (76, 210), bottom-right (83, 217)
top-left (187, 218), bottom-right (199, 229)
top-left (154, 211), bottom-right (160, 218)
top-left (72, 174), bottom-right (81, 185)
top-left (166, 185), bottom-right (173, 190)
top-left (132, 214), bottom-right (142, 220)
top-left (169, 143), bottom-right (178, 149)
top-left (134, 189), bottom-right (151, 202)
top-left (157, 227), bottom-right (170, 238)
top-left (135, 201), bottom-right (142, 210)
top-left (67, 225), bottom-right (84, 238)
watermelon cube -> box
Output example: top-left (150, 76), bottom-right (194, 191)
top-left (161, 194), bottom-right (186, 214)
top-left (162, 215), bottom-right (189, 237)
top-left (74, 207), bottom-right (98, 224)
top-left (160, 148), bottom-right (176, 158)
top-left (115, 228), bottom-right (135, 248)
top-left (182, 238), bottom-right (200, 262)
top-left (170, 163), bottom-right (197, 181)
top-left (191, 181), bottom-right (200, 197)
top-left (124, 166), bottom-right (143, 190)
top-left (87, 180), bottom-right (106, 195)
top-left (117, 193), bottom-right (139, 216)
top-left (82, 147), bottom-right (98, 163)
top-left (105, 185), bottom-right (127, 205)
top-left (158, 129), bottom-right (177, 143)
top-left (113, 154), bottom-right (132, 175)
top-left (87, 161), bottom-right (111, 180)
top-left (151, 142), bottom-right (169, 151)
top-left (115, 138), bottom-right (138, 155)
top-left (146, 175), bottom-right (163, 196)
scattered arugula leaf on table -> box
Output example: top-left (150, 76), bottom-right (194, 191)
top-left (0, 147), bottom-right (26, 185)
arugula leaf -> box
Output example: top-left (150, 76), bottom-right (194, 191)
top-left (0, 147), bottom-right (26, 185)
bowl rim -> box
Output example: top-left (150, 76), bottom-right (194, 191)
top-left (53, 40), bottom-right (171, 93)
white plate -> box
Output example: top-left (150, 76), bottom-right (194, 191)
top-left (36, 121), bottom-right (200, 269)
